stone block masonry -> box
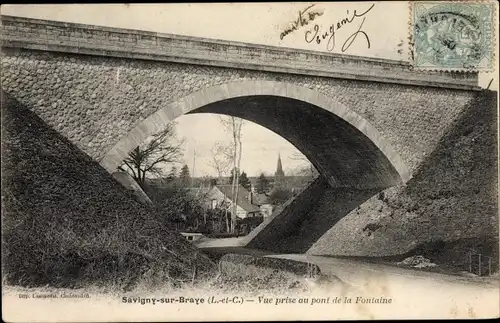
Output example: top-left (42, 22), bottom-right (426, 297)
top-left (0, 15), bottom-right (483, 182)
top-left (0, 15), bottom-right (479, 88)
top-left (0, 47), bottom-right (480, 180)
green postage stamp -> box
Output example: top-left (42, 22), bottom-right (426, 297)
top-left (410, 1), bottom-right (496, 71)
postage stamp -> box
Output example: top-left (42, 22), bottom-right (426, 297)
top-left (410, 1), bottom-right (496, 71)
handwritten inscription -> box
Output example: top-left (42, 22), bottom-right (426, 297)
top-left (304, 4), bottom-right (375, 53)
top-left (280, 4), bottom-right (324, 40)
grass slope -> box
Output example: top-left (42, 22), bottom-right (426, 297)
top-left (1, 92), bottom-right (216, 290)
top-left (310, 91), bottom-right (498, 274)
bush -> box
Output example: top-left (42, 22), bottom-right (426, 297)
top-left (146, 185), bottom-right (205, 229)
top-left (210, 254), bottom-right (343, 293)
top-left (269, 187), bottom-right (293, 206)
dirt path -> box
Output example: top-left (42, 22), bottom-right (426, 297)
top-left (3, 253), bottom-right (499, 321)
top-left (269, 254), bottom-right (499, 288)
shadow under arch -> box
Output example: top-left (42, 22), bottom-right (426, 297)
top-left (101, 81), bottom-right (410, 189)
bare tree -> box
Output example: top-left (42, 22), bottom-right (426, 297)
top-left (118, 122), bottom-right (184, 189)
top-left (234, 120), bottom-right (244, 233)
top-left (206, 141), bottom-right (233, 232)
top-left (218, 115), bottom-right (245, 233)
top-left (207, 142), bottom-right (233, 179)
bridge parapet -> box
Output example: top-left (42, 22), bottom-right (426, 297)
top-left (1, 15), bottom-right (479, 90)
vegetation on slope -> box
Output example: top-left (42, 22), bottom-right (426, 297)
top-left (1, 92), bottom-right (216, 290)
top-left (310, 90), bottom-right (498, 274)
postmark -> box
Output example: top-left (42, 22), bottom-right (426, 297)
top-left (410, 1), bottom-right (495, 71)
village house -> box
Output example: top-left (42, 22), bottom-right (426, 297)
top-left (196, 184), bottom-right (261, 219)
top-left (248, 187), bottom-right (273, 217)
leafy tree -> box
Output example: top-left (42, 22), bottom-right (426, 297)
top-left (256, 173), bottom-right (271, 194)
top-left (149, 186), bottom-right (204, 231)
top-left (228, 167), bottom-right (240, 185)
top-left (269, 187), bottom-right (293, 206)
top-left (179, 164), bottom-right (191, 186)
top-left (239, 171), bottom-right (252, 191)
top-left (119, 122), bottom-right (183, 189)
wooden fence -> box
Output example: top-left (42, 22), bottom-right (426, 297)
top-left (467, 251), bottom-right (493, 276)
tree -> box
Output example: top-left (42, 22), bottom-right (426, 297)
top-left (148, 185), bottom-right (203, 231)
top-left (218, 116), bottom-right (245, 233)
top-left (179, 164), bottom-right (190, 186)
top-left (256, 173), bottom-right (271, 194)
top-left (239, 171), bottom-right (252, 191)
top-left (166, 166), bottom-right (178, 182)
top-left (228, 167), bottom-right (240, 185)
top-left (207, 142), bottom-right (233, 179)
top-left (206, 141), bottom-right (234, 233)
top-left (269, 187), bottom-right (293, 206)
top-left (119, 122), bottom-right (184, 189)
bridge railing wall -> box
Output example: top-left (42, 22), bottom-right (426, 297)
top-left (1, 15), bottom-right (480, 90)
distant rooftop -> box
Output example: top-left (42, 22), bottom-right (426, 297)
top-left (215, 185), bottom-right (260, 213)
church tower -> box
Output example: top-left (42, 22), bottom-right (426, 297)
top-left (274, 153), bottom-right (285, 186)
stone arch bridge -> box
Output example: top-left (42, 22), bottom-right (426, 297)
top-left (1, 15), bottom-right (493, 253)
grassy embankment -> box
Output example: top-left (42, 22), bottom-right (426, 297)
top-left (1, 91), bottom-right (217, 291)
top-left (310, 90), bottom-right (499, 276)
top-left (1, 91), bottom-right (329, 294)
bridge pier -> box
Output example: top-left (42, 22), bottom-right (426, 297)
top-left (245, 177), bottom-right (384, 253)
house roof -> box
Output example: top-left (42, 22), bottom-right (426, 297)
top-left (252, 193), bottom-right (269, 205)
top-left (215, 185), bottom-right (260, 213)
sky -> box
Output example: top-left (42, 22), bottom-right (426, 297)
top-left (2, 3), bottom-right (497, 177)
top-left (175, 114), bottom-right (308, 177)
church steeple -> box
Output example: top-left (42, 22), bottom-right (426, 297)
top-left (275, 153), bottom-right (285, 178)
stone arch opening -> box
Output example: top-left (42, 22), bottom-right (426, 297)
top-left (101, 81), bottom-right (410, 190)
